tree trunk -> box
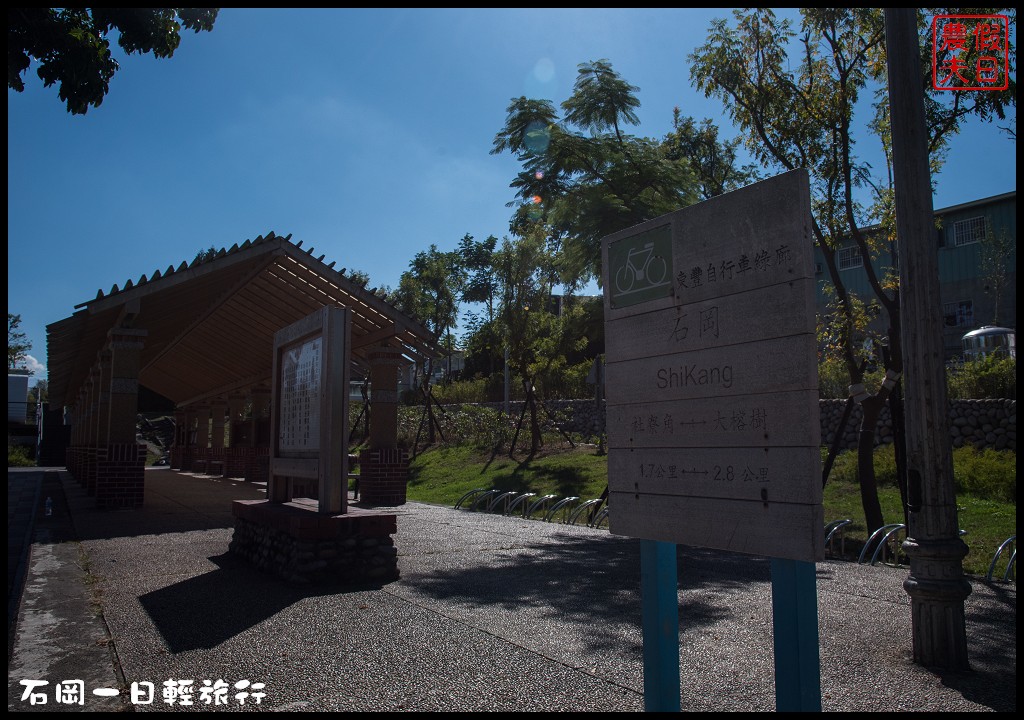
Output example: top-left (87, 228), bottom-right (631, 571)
top-left (525, 379), bottom-right (542, 455)
top-left (857, 397), bottom-right (886, 535)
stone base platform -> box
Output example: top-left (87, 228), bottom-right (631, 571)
top-left (229, 499), bottom-right (399, 585)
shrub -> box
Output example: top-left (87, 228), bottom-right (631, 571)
top-left (431, 377), bottom-right (492, 405)
top-left (952, 446), bottom-right (1016, 503)
top-left (818, 357), bottom-right (886, 399)
top-left (8, 442), bottom-right (34, 467)
top-left (825, 443), bottom-right (1015, 504)
top-left (947, 356), bottom-right (1016, 399)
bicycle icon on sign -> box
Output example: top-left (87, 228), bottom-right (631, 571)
top-left (614, 242), bottom-right (669, 296)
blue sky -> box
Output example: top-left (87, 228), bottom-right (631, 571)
top-left (7, 8), bottom-right (1017, 383)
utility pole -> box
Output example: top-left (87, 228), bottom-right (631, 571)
top-left (884, 8), bottom-right (971, 670)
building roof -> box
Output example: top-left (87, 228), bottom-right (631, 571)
top-left (46, 232), bottom-right (439, 409)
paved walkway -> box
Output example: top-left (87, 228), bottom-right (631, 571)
top-left (7, 467), bottom-right (1017, 712)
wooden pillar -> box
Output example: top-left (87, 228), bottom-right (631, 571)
top-left (243, 388), bottom-right (271, 484)
top-left (211, 399), bottom-right (227, 449)
top-left (106, 328), bottom-right (147, 445)
top-left (228, 393), bottom-right (247, 447)
top-left (94, 350), bottom-right (113, 447)
top-left (250, 387), bottom-right (270, 447)
top-left (359, 344), bottom-right (410, 506)
top-left (172, 409), bottom-right (187, 469)
top-left (99, 327), bottom-right (147, 508)
top-left (368, 344), bottom-right (402, 449)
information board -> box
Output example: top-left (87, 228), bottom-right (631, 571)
top-left (278, 336), bottom-right (323, 453)
top-left (602, 169), bottom-right (824, 563)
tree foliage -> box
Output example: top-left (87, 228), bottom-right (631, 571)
top-left (8, 8), bottom-right (218, 115)
top-left (393, 243), bottom-right (467, 391)
top-left (492, 59), bottom-right (701, 285)
top-left (662, 109), bottom-right (761, 201)
top-left (8, 314), bottom-right (31, 369)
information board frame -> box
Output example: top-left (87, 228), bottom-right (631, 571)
top-left (269, 306), bottom-right (351, 514)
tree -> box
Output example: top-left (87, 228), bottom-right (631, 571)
top-left (491, 59), bottom-right (701, 285)
top-left (689, 8), bottom-right (1015, 535)
top-left (27, 378), bottom-right (49, 406)
top-left (8, 8), bottom-right (218, 115)
top-left (393, 244), bottom-right (466, 366)
top-left (492, 228), bottom-right (558, 455)
top-left (8, 314), bottom-right (31, 369)
top-left (457, 233), bottom-right (500, 375)
top-left (978, 227), bottom-right (1014, 326)
top-left (193, 245), bottom-right (218, 263)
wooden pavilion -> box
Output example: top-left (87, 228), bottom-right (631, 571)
top-left (45, 231), bottom-right (438, 509)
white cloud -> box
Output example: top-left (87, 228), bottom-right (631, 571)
top-left (24, 355), bottom-right (46, 378)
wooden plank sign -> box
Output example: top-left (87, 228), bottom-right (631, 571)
top-left (269, 306), bottom-right (351, 514)
top-left (602, 170), bottom-right (823, 563)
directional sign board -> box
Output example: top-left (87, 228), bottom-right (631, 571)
top-left (602, 170), bottom-right (823, 563)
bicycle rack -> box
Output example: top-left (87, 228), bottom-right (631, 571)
top-left (454, 488), bottom-right (488, 510)
top-left (590, 506), bottom-right (610, 528)
top-left (987, 535), bottom-right (1017, 583)
top-left (471, 489), bottom-right (501, 512)
top-left (567, 498), bottom-right (604, 526)
top-left (487, 490), bottom-right (519, 514)
top-left (544, 496), bottom-right (580, 523)
top-left (504, 492), bottom-right (536, 516)
top-left (858, 524), bottom-right (907, 566)
top-left (524, 494), bottom-right (558, 519)
top-left (824, 519), bottom-right (852, 556)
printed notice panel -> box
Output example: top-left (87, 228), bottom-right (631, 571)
top-left (601, 169), bottom-right (823, 563)
top-left (278, 336), bottom-right (322, 453)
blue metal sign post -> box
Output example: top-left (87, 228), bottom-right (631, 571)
top-left (771, 558), bottom-right (822, 711)
top-left (641, 540), bottom-right (681, 712)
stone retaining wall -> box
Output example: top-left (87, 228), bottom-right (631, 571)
top-left (464, 398), bottom-right (1015, 452)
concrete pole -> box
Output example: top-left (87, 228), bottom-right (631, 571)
top-left (885, 8), bottom-right (970, 670)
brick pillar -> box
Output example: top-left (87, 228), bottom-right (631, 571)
top-left (360, 345), bottom-right (409, 505)
top-left (97, 327), bottom-right (147, 509)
